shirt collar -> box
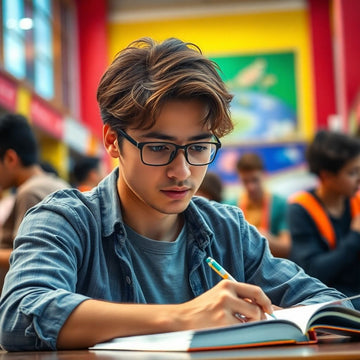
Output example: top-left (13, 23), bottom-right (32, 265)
top-left (98, 167), bottom-right (124, 238)
top-left (98, 168), bottom-right (213, 249)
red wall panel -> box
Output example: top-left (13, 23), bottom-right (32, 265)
top-left (309, 0), bottom-right (336, 129)
top-left (76, 0), bottom-right (108, 140)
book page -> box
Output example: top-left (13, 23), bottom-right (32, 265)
top-left (272, 294), bottom-right (360, 333)
top-left (272, 303), bottom-right (329, 334)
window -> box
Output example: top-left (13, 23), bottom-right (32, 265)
top-left (33, 0), bottom-right (53, 99)
top-left (1, 0), bottom-right (77, 114)
top-left (2, 0), bottom-right (26, 79)
top-left (59, 1), bottom-right (79, 116)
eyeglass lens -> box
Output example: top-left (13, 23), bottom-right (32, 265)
top-left (141, 142), bottom-right (217, 165)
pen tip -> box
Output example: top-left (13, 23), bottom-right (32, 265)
top-left (205, 257), bottom-right (212, 263)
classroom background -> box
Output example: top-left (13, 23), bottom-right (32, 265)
top-left (0, 0), bottom-right (359, 202)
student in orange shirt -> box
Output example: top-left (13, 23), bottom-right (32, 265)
top-left (236, 152), bottom-right (291, 258)
top-left (288, 130), bottom-right (360, 309)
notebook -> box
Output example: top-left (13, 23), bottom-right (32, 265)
top-left (90, 296), bottom-right (360, 352)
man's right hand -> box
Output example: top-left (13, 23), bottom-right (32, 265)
top-left (176, 280), bottom-right (274, 330)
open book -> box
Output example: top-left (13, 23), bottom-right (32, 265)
top-left (90, 297), bottom-right (360, 352)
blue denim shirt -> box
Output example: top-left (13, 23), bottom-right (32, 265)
top-left (0, 168), bottom-right (347, 351)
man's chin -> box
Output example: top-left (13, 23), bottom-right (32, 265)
top-left (158, 201), bottom-right (190, 215)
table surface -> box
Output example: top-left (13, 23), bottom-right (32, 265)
top-left (0, 337), bottom-right (359, 360)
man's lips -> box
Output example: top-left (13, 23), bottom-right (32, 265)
top-left (161, 188), bottom-right (191, 199)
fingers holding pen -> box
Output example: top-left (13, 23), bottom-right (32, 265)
top-left (205, 257), bottom-right (274, 320)
top-left (177, 258), bottom-right (275, 330)
top-left (219, 279), bottom-right (272, 322)
top-left (178, 279), bottom-right (268, 330)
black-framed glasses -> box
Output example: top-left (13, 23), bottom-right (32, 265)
top-left (118, 129), bottom-right (221, 166)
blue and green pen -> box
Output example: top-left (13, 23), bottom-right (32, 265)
top-left (206, 256), bottom-right (236, 281)
top-left (206, 257), bottom-right (276, 319)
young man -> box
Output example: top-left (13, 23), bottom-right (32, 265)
top-left (288, 130), bottom-right (360, 309)
top-left (0, 114), bottom-right (69, 291)
top-left (0, 38), bottom-right (348, 351)
top-left (236, 153), bottom-right (291, 258)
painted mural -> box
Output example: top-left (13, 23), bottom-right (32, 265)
top-left (211, 52), bottom-right (298, 144)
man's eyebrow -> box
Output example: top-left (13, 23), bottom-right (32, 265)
top-left (139, 132), bottom-right (214, 142)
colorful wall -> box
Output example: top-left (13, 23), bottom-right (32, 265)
top-left (74, 0), bottom-right (360, 200)
top-left (108, 6), bottom-right (315, 141)
top-left (106, 5), bottom-right (317, 200)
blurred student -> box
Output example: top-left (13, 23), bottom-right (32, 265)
top-left (196, 171), bottom-right (223, 202)
top-left (72, 156), bottom-right (104, 192)
top-left (0, 113), bottom-right (69, 290)
top-left (288, 130), bottom-right (360, 309)
top-left (236, 152), bottom-right (291, 258)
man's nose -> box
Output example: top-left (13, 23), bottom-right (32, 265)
top-left (167, 149), bottom-right (191, 179)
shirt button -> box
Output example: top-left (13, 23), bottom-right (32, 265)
top-left (126, 276), bottom-right (132, 285)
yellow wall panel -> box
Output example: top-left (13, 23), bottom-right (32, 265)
top-left (108, 9), bottom-right (314, 139)
top-left (16, 86), bottom-right (31, 118)
top-left (41, 138), bottom-right (69, 180)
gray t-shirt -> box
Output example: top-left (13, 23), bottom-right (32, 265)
top-left (124, 223), bottom-right (193, 304)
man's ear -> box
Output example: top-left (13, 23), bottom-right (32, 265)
top-left (319, 169), bottom-right (336, 182)
top-left (3, 149), bottom-right (20, 167)
top-left (103, 124), bottom-right (120, 159)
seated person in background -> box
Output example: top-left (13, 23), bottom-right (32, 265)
top-left (236, 152), bottom-right (291, 258)
top-left (0, 114), bottom-right (70, 291)
top-left (72, 156), bottom-right (105, 192)
top-left (288, 130), bottom-right (360, 310)
top-left (195, 171), bottom-right (223, 202)
top-left (0, 38), bottom-right (349, 352)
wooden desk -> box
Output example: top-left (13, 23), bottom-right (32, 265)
top-left (1, 339), bottom-right (359, 360)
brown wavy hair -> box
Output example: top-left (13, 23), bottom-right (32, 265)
top-left (97, 37), bottom-right (233, 138)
